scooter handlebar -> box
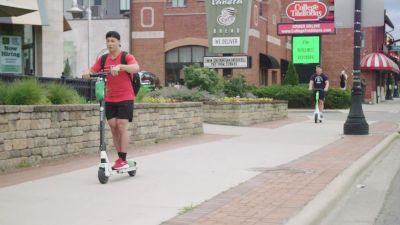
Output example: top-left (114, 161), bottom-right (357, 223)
top-left (90, 72), bottom-right (109, 78)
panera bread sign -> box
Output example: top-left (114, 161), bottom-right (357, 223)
top-left (286, 1), bottom-right (327, 21)
top-left (205, 0), bottom-right (252, 54)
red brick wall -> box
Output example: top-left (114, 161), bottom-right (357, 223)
top-left (131, 0), bottom-right (383, 95)
top-left (132, 0), bottom-right (293, 86)
top-left (132, 1), bottom-right (166, 84)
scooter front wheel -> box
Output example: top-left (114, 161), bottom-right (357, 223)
top-left (98, 167), bottom-right (109, 184)
top-left (314, 113), bottom-right (318, 123)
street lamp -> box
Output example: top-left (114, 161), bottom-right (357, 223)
top-left (66, 0), bottom-right (84, 19)
top-left (343, 0), bottom-right (369, 135)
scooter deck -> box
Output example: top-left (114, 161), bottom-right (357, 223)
top-left (112, 161), bottom-right (137, 174)
top-left (99, 160), bottom-right (137, 175)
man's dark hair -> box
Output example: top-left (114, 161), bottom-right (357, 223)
top-left (106, 31), bottom-right (120, 40)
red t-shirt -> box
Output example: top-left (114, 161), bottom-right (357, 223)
top-left (91, 52), bottom-right (138, 102)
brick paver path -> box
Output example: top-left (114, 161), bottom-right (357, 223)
top-left (163, 121), bottom-right (399, 225)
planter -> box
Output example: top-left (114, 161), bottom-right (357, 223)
top-left (202, 100), bottom-right (288, 126)
top-left (0, 102), bottom-right (203, 171)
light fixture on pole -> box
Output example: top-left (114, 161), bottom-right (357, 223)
top-left (66, 0), bottom-right (83, 19)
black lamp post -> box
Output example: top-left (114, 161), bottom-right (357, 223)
top-left (344, 0), bottom-right (369, 135)
top-left (385, 74), bottom-right (393, 100)
top-left (393, 73), bottom-right (399, 97)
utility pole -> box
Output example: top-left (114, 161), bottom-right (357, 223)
top-left (87, 0), bottom-right (92, 68)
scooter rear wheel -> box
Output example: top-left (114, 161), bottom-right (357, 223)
top-left (98, 167), bottom-right (109, 184)
top-left (314, 114), bottom-right (318, 123)
top-left (128, 170), bottom-right (136, 177)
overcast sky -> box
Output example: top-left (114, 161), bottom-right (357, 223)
top-left (385, 0), bottom-right (400, 40)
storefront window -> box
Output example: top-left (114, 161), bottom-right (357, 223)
top-left (178, 47), bottom-right (191, 63)
top-left (0, 24), bottom-right (34, 75)
top-left (166, 48), bottom-right (178, 63)
top-left (192, 47), bottom-right (205, 63)
top-left (165, 45), bottom-right (215, 86)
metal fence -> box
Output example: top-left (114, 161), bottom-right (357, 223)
top-left (0, 74), bottom-right (96, 101)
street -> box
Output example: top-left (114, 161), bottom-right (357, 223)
top-left (376, 167), bottom-right (400, 225)
top-left (319, 129), bottom-right (400, 225)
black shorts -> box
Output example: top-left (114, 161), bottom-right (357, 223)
top-left (313, 90), bottom-right (325, 101)
top-left (105, 100), bottom-right (134, 122)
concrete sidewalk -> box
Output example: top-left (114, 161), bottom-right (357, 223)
top-left (0, 100), bottom-right (398, 225)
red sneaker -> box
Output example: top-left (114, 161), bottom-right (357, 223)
top-left (112, 158), bottom-right (129, 170)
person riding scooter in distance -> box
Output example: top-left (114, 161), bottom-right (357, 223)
top-left (82, 31), bottom-right (140, 170)
top-left (309, 65), bottom-right (329, 120)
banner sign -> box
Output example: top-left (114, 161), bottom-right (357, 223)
top-left (0, 35), bottom-right (22, 74)
top-left (286, 1), bottom-right (328, 22)
top-left (203, 56), bottom-right (251, 69)
top-left (205, 0), bottom-right (252, 54)
top-left (292, 36), bottom-right (320, 64)
top-left (278, 22), bottom-right (335, 35)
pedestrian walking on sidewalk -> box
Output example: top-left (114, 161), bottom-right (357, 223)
top-left (340, 69), bottom-right (348, 90)
top-left (309, 65), bottom-right (329, 119)
top-left (82, 31), bottom-right (140, 170)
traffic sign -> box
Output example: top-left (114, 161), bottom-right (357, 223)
top-left (334, 0), bottom-right (384, 28)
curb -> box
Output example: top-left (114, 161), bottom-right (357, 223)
top-left (285, 131), bottom-right (400, 225)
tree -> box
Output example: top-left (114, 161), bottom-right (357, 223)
top-left (283, 62), bottom-right (299, 85)
top-left (63, 58), bottom-right (72, 78)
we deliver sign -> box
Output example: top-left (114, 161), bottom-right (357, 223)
top-left (286, 1), bottom-right (327, 21)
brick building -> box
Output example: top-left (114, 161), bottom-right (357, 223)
top-left (131, 0), bottom-right (291, 86)
top-left (280, 0), bottom-right (399, 103)
top-left (131, 0), bottom-right (398, 103)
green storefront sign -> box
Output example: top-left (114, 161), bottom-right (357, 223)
top-left (205, 0), bottom-right (252, 54)
top-left (0, 35), bottom-right (22, 74)
top-left (292, 36), bottom-right (320, 64)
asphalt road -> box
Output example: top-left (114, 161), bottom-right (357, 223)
top-left (375, 167), bottom-right (400, 225)
top-left (319, 137), bottom-right (400, 225)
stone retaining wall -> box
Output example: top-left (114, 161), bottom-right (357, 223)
top-left (0, 103), bottom-right (203, 171)
top-left (203, 101), bottom-right (288, 126)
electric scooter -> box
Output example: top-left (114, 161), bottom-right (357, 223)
top-left (313, 88), bottom-right (324, 123)
top-left (90, 72), bottom-right (137, 184)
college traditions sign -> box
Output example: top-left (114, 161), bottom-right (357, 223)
top-left (278, 1), bottom-right (334, 36)
top-left (205, 0), bottom-right (252, 54)
top-left (286, 1), bottom-right (327, 21)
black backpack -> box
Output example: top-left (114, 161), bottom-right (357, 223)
top-left (100, 51), bottom-right (141, 96)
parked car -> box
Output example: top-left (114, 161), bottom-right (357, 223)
top-left (137, 71), bottom-right (157, 90)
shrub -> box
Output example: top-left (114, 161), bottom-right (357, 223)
top-left (325, 88), bottom-right (351, 109)
top-left (0, 81), bottom-right (8, 105)
top-left (5, 79), bottom-right (49, 105)
top-left (135, 85), bottom-right (151, 103)
top-left (223, 75), bottom-right (250, 97)
top-left (252, 84), bottom-right (351, 109)
top-left (283, 62), bottom-right (299, 85)
top-left (183, 64), bottom-right (223, 94)
top-left (46, 83), bottom-right (86, 104)
top-left (148, 86), bottom-right (221, 102)
top-left (215, 97), bottom-right (273, 103)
